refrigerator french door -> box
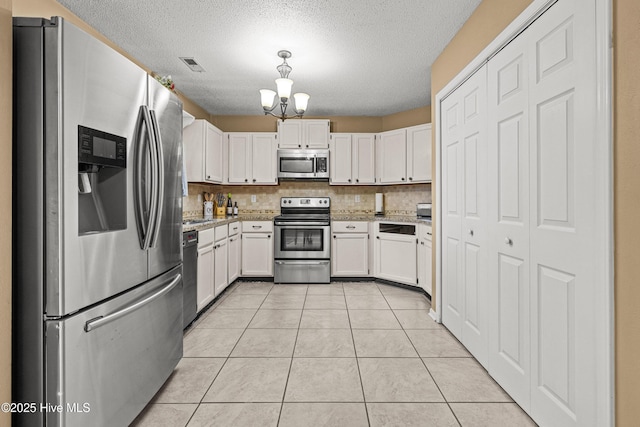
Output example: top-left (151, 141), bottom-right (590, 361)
top-left (13, 17), bottom-right (183, 427)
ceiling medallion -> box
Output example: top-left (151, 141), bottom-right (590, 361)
top-left (259, 50), bottom-right (309, 121)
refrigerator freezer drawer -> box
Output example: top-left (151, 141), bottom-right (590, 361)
top-left (44, 266), bottom-right (183, 427)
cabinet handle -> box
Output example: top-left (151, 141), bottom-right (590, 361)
top-left (306, 144), bottom-right (309, 148)
top-left (427, 232), bottom-right (432, 236)
top-left (268, 235), bottom-right (271, 239)
top-left (376, 236), bottom-right (380, 239)
top-left (468, 229), bottom-right (474, 236)
top-left (505, 237), bottom-right (513, 246)
top-left (298, 144), bottom-right (301, 148)
top-left (207, 175), bottom-right (211, 179)
top-left (401, 177), bottom-right (405, 181)
top-left (245, 178), bottom-right (248, 182)
top-left (333, 235), bottom-right (336, 239)
top-left (252, 178), bottom-right (256, 182)
top-left (252, 225), bottom-right (262, 229)
top-left (356, 178), bottom-right (359, 183)
top-left (409, 177), bottom-right (413, 181)
top-left (346, 225), bottom-right (356, 229)
top-left (421, 241), bottom-right (424, 245)
top-left (348, 178), bottom-right (352, 183)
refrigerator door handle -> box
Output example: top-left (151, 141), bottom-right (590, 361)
top-left (149, 110), bottom-right (164, 248)
top-left (84, 274), bottom-right (182, 333)
top-left (133, 105), bottom-right (158, 250)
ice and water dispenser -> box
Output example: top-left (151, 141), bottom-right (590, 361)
top-left (77, 125), bottom-right (127, 234)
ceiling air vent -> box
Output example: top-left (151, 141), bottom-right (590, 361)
top-left (179, 57), bottom-right (205, 72)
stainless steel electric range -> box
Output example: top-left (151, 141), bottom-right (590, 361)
top-left (274, 197), bottom-right (331, 283)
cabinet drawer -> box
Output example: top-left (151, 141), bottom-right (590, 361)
top-left (242, 221), bottom-right (274, 233)
top-left (332, 221), bottom-right (368, 233)
top-left (215, 225), bottom-right (228, 242)
top-left (198, 228), bottom-right (215, 247)
top-left (228, 221), bottom-right (241, 236)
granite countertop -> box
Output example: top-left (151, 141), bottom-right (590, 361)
top-left (184, 214), bottom-right (431, 232)
top-left (331, 215), bottom-right (432, 225)
top-left (182, 214), bottom-right (276, 232)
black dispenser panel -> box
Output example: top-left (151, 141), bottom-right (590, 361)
top-left (78, 125), bottom-right (126, 168)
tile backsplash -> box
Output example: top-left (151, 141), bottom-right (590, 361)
top-left (184, 182), bottom-right (431, 219)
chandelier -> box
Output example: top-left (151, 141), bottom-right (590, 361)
top-left (259, 50), bottom-right (310, 121)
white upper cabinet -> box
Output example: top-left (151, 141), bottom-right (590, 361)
top-left (329, 133), bottom-right (375, 185)
top-left (184, 119), bottom-right (223, 183)
top-left (278, 119), bottom-right (330, 149)
top-left (406, 124), bottom-right (432, 182)
top-left (329, 133), bottom-right (353, 184)
top-left (377, 124), bottom-right (432, 185)
top-left (226, 132), bottom-right (277, 185)
top-left (377, 129), bottom-right (407, 184)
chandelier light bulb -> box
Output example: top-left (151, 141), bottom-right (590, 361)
top-left (293, 93), bottom-right (310, 113)
top-left (276, 78), bottom-right (293, 101)
top-left (260, 89), bottom-right (276, 109)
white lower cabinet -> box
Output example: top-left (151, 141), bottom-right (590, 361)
top-left (417, 223), bottom-right (432, 296)
top-left (331, 221), bottom-right (369, 276)
top-left (196, 228), bottom-right (215, 312)
top-left (241, 221), bottom-right (273, 276)
top-left (228, 224), bottom-right (241, 284)
top-left (374, 223), bottom-right (417, 286)
top-left (213, 238), bottom-right (228, 296)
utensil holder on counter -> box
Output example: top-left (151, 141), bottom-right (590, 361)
top-left (203, 201), bottom-right (213, 220)
top-left (215, 204), bottom-right (226, 217)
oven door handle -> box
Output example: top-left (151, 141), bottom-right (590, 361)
top-left (275, 261), bottom-right (330, 265)
top-left (274, 221), bottom-right (330, 226)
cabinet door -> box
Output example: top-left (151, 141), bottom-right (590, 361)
top-left (241, 233), bottom-right (274, 276)
top-left (329, 134), bottom-right (352, 184)
top-left (228, 133), bottom-right (251, 183)
top-left (196, 243), bottom-right (214, 312)
top-left (376, 233), bottom-right (417, 285)
top-left (304, 120), bottom-right (330, 148)
top-left (228, 234), bottom-right (241, 283)
top-left (353, 134), bottom-right (376, 184)
top-left (277, 120), bottom-right (302, 148)
top-left (423, 237), bottom-right (432, 296)
top-left (406, 124), bottom-right (432, 183)
top-left (378, 129), bottom-right (407, 184)
top-left (204, 122), bottom-right (223, 183)
top-left (331, 233), bottom-right (368, 276)
top-left (183, 120), bottom-right (206, 182)
top-left (214, 239), bottom-right (228, 296)
top-left (251, 133), bottom-right (278, 184)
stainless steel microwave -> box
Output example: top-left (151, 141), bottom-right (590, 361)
top-left (277, 149), bottom-right (329, 179)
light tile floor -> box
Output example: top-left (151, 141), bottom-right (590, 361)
top-left (132, 281), bottom-right (537, 427)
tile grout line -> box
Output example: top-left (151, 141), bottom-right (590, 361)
top-left (344, 281), bottom-right (372, 427)
top-left (275, 284), bottom-right (308, 427)
top-left (193, 281), bottom-right (270, 419)
top-left (377, 282), bottom-right (463, 427)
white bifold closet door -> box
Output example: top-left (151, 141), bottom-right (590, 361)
top-left (441, 66), bottom-right (489, 368)
top-left (442, 0), bottom-right (604, 425)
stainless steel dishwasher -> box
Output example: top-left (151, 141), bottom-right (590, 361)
top-left (182, 230), bottom-right (198, 328)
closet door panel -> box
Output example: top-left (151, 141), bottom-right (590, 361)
top-left (528, 0), bottom-right (599, 425)
top-left (487, 32), bottom-right (531, 410)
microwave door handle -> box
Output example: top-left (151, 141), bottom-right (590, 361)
top-left (149, 110), bottom-right (164, 248)
top-left (313, 154), bottom-right (317, 177)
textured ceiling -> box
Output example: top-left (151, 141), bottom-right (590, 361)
top-left (58, 0), bottom-right (481, 116)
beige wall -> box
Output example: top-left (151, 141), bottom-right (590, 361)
top-left (432, 0), bottom-right (640, 424)
top-left (0, 1), bottom-right (11, 425)
top-left (613, 0), bottom-right (640, 424)
top-left (210, 108), bottom-right (431, 134)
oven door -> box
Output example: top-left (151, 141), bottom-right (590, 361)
top-left (274, 222), bottom-right (331, 259)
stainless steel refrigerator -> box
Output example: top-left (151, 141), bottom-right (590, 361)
top-left (13, 17), bottom-right (184, 426)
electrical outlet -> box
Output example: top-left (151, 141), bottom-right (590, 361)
top-left (251, 195), bottom-right (256, 203)
top-left (197, 193), bottom-right (203, 203)
top-left (355, 195), bottom-right (361, 203)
